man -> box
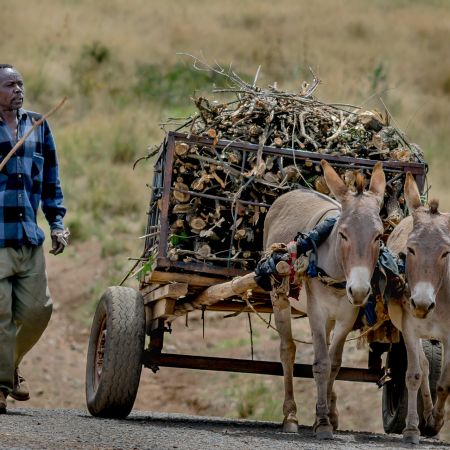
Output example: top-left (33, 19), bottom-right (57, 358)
top-left (0, 64), bottom-right (68, 413)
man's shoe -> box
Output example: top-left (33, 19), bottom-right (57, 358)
top-left (0, 389), bottom-right (7, 414)
top-left (10, 368), bottom-right (30, 401)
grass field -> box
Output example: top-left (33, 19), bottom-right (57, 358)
top-left (1, 0), bottom-right (450, 433)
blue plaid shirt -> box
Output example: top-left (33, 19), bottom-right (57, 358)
top-left (0, 108), bottom-right (66, 248)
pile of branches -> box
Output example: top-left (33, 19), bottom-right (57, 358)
top-left (151, 59), bottom-right (425, 271)
top-left (174, 57), bottom-right (424, 163)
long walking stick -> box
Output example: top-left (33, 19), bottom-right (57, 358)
top-left (0, 97), bottom-right (67, 172)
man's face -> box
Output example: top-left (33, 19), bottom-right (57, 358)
top-left (0, 68), bottom-right (24, 112)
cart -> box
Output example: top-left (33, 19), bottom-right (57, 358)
top-left (85, 131), bottom-right (438, 434)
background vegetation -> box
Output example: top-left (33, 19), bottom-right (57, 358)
top-left (2, 0), bottom-right (450, 434)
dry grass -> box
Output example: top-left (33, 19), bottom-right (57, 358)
top-left (2, 0), bottom-right (450, 437)
top-left (2, 1), bottom-right (448, 205)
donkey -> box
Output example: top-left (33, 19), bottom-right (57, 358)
top-left (264, 160), bottom-right (386, 439)
top-left (387, 172), bottom-right (450, 444)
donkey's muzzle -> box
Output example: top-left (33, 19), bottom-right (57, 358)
top-left (346, 267), bottom-right (371, 306)
top-left (347, 284), bottom-right (371, 306)
top-left (409, 282), bottom-right (436, 319)
top-left (410, 297), bottom-right (436, 319)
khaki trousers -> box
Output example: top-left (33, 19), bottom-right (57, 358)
top-left (0, 246), bottom-right (52, 392)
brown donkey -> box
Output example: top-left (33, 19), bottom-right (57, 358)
top-left (264, 160), bottom-right (385, 439)
top-left (387, 173), bottom-right (450, 444)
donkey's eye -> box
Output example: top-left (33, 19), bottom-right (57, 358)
top-left (407, 247), bottom-right (415, 255)
top-left (338, 232), bottom-right (348, 241)
top-left (375, 233), bottom-right (383, 242)
top-left (442, 251), bottom-right (450, 259)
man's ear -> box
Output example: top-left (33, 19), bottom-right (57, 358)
top-left (321, 160), bottom-right (347, 202)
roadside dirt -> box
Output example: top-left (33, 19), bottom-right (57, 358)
top-left (7, 239), bottom-right (450, 443)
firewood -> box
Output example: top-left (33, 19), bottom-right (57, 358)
top-left (314, 176), bottom-right (330, 194)
top-left (145, 61), bottom-right (426, 273)
top-left (173, 179), bottom-right (190, 203)
top-left (175, 142), bottom-right (190, 156)
top-left (189, 217), bottom-right (207, 232)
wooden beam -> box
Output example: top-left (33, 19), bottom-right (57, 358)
top-left (152, 298), bottom-right (176, 319)
top-left (147, 271), bottom-right (226, 288)
top-left (142, 351), bottom-right (383, 383)
top-left (144, 283), bottom-right (188, 304)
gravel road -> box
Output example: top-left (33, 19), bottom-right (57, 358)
top-left (1, 408), bottom-right (450, 450)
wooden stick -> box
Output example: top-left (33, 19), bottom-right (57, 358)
top-left (0, 97), bottom-right (67, 172)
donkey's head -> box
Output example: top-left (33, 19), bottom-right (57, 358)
top-left (321, 160), bottom-right (385, 306)
top-left (403, 173), bottom-right (450, 318)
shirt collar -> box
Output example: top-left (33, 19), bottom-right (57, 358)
top-left (17, 108), bottom-right (28, 120)
top-left (0, 109), bottom-right (27, 122)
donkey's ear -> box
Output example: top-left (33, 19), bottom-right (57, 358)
top-left (404, 172), bottom-right (421, 212)
top-left (321, 160), bottom-right (348, 202)
top-left (368, 162), bottom-right (386, 205)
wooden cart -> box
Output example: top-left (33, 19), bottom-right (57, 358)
top-left (85, 131), bottom-right (438, 434)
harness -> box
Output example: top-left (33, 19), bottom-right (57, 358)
top-left (255, 218), bottom-right (406, 326)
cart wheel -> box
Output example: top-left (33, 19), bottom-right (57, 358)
top-left (382, 339), bottom-right (442, 434)
top-left (85, 286), bottom-right (145, 418)
top-left (419, 340), bottom-right (442, 435)
top-left (382, 339), bottom-right (408, 434)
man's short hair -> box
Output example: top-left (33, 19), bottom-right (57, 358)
top-left (0, 64), bottom-right (14, 71)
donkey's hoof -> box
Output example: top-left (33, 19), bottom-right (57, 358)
top-left (403, 430), bottom-right (420, 445)
top-left (282, 416), bottom-right (298, 433)
top-left (329, 413), bottom-right (339, 431)
top-left (423, 415), bottom-right (444, 436)
top-left (316, 428), bottom-right (334, 440)
top-left (421, 423), bottom-right (440, 438)
top-left (313, 421), bottom-right (334, 440)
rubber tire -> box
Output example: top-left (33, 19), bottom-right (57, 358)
top-left (418, 340), bottom-right (442, 434)
top-left (382, 339), bottom-right (442, 434)
top-left (86, 286), bottom-right (145, 418)
top-left (382, 339), bottom-right (408, 434)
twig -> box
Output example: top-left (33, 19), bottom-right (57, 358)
top-left (298, 111), bottom-right (318, 150)
top-left (0, 97), bottom-right (67, 172)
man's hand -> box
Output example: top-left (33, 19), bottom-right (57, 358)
top-left (50, 228), bottom-right (70, 255)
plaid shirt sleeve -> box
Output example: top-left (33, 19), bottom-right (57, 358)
top-left (40, 120), bottom-right (66, 230)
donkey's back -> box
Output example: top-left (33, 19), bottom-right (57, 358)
top-left (264, 189), bottom-right (340, 249)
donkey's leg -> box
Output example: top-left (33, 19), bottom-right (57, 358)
top-left (327, 312), bottom-right (358, 430)
top-left (402, 329), bottom-right (423, 444)
top-left (306, 286), bottom-right (333, 439)
top-left (427, 341), bottom-right (450, 435)
top-left (271, 288), bottom-right (298, 432)
top-left (417, 345), bottom-right (434, 436)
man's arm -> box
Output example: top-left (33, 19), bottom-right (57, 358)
top-left (41, 120), bottom-right (67, 254)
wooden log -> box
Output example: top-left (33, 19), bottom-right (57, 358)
top-left (175, 142), bottom-right (190, 156)
top-left (169, 261), bottom-right (290, 319)
top-left (186, 273), bottom-right (258, 308)
top-left (189, 217), bottom-right (207, 232)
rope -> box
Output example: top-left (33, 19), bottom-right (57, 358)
top-left (243, 295), bottom-right (312, 345)
top-left (243, 293), bottom-right (388, 345)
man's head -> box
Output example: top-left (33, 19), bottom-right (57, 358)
top-left (0, 65), bottom-right (24, 113)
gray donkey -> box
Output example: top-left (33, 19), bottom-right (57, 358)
top-left (388, 172), bottom-right (450, 444)
top-left (264, 160), bottom-right (386, 439)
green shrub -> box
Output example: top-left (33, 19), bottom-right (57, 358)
top-left (134, 62), bottom-right (232, 106)
top-left (71, 41), bottom-right (118, 97)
